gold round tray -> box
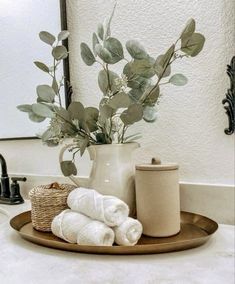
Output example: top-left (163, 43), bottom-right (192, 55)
top-left (10, 211), bottom-right (218, 255)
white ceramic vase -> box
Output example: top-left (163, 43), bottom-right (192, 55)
top-left (59, 142), bottom-right (139, 215)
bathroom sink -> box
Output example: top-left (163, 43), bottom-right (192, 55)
top-left (0, 208), bottom-right (9, 224)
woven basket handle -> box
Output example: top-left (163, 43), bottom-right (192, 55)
top-left (59, 143), bottom-right (91, 187)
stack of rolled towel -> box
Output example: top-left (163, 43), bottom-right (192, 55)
top-left (51, 187), bottom-right (143, 246)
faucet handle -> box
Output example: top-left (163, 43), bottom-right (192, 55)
top-left (11, 177), bottom-right (27, 183)
top-left (10, 177), bottom-right (26, 205)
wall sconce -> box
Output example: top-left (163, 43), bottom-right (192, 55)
top-left (222, 56), bottom-right (235, 135)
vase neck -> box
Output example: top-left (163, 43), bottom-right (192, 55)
top-left (88, 143), bottom-right (139, 160)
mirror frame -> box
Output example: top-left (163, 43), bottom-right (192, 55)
top-left (0, 0), bottom-right (70, 141)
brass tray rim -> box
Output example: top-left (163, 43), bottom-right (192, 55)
top-left (10, 210), bottom-right (218, 255)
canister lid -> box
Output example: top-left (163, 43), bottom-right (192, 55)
top-left (135, 157), bottom-right (178, 171)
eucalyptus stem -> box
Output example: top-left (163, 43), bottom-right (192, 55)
top-left (105, 64), bottom-right (112, 93)
top-left (108, 117), bottom-right (113, 137)
top-left (72, 148), bottom-right (80, 160)
top-left (142, 49), bottom-right (179, 104)
top-left (120, 125), bottom-right (127, 143)
top-left (55, 112), bottom-right (97, 144)
top-left (53, 58), bottom-right (62, 107)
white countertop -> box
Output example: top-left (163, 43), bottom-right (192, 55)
top-left (0, 202), bottom-right (234, 284)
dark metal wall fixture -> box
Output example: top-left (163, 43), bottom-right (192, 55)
top-left (60, 0), bottom-right (72, 108)
top-left (222, 56), bottom-right (235, 135)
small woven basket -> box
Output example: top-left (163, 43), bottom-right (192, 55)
top-left (29, 182), bottom-right (76, 232)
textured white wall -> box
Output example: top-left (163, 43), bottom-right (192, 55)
top-left (66, 0), bottom-right (235, 185)
top-left (0, 0), bottom-right (234, 186)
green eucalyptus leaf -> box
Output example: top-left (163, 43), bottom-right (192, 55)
top-left (169, 74), bottom-right (188, 86)
top-left (123, 62), bottom-right (141, 89)
top-left (55, 106), bottom-right (71, 121)
top-left (44, 139), bottom-right (59, 147)
top-left (103, 17), bottom-right (111, 40)
top-left (52, 45), bottom-right (68, 60)
top-left (17, 104), bottom-right (32, 113)
top-left (79, 120), bottom-right (90, 134)
top-left (92, 33), bottom-right (99, 55)
top-left (97, 23), bottom-right (104, 40)
top-left (39, 31), bottom-right (56, 46)
top-left (104, 37), bottom-right (124, 63)
top-left (85, 107), bottom-right (99, 121)
top-left (128, 88), bottom-right (144, 102)
top-left (61, 122), bottom-right (77, 136)
top-left (95, 44), bottom-right (112, 63)
top-left (80, 42), bottom-right (96, 66)
top-left (58, 30), bottom-right (70, 41)
top-left (154, 45), bottom-right (174, 78)
top-left (34, 61), bottom-right (49, 73)
top-left (36, 85), bottom-right (56, 103)
top-left (126, 40), bottom-right (148, 59)
top-left (164, 44), bottom-right (175, 63)
top-left (41, 129), bottom-right (54, 142)
top-left (68, 101), bottom-right (85, 120)
top-left (79, 138), bottom-right (89, 156)
top-left (84, 107), bottom-right (99, 132)
top-left (127, 75), bottom-right (149, 90)
top-left (98, 69), bottom-right (119, 94)
top-left (180, 18), bottom-right (195, 41)
top-left (28, 112), bottom-right (45, 123)
top-left (60, 161), bottom-right (77, 176)
top-left (123, 62), bottom-right (133, 79)
top-left (143, 106), bottom-right (157, 122)
top-left (100, 104), bottom-right (114, 119)
top-left (181, 33), bottom-right (205, 57)
top-left (103, 2), bottom-right (116, 40)
top-left (130, 57), bottom-right (155, 78)
top-left (133, 58), bottom-right (155, 78)
top-left (52, 78), bottom-right (59, 94)
top-left (120, 103), bottom-right (143, 125)
top-left (37, 97), bottom-right (45, 103)
top-left (154, 55), bottom-right (171, 78)
top-left (141, 85), bottom-right (160, 105)
top-left (32, 103), bottom-right (55, 118)
top-left (108, 92), bottom-right (132, 109)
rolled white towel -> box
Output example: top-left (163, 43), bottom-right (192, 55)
top-left (67, 187), bottom-right (129, 227)
top-left (113, 217), bottom-right (143, 246)
top-left (51, 209), bottom-right (115, 246)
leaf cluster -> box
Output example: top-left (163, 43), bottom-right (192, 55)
top-left (17, 8), bottom-right (205, 177)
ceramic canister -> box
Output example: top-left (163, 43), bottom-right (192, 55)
top-left (135, 158), bottom-right (180, 237)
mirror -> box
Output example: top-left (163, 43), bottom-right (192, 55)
top-left (0, 0), bottom-right (69, 140)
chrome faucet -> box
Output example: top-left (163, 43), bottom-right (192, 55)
top-left (0, 154), bottom-right (26, 205)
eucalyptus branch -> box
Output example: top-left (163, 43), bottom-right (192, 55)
top-left (55, 111), bottom-right (97, 144)
top-left (79, 128), bottom-right (98, 144)
top-left (53, 58), bottom-right (62, 107)
top-left (72, 148), bottom-right (80, 160)
top-left (18, 17), bottom-right (205, 157)
top-left (105, 64), bottom-right (112, 92)
top-left (120, 125), bottom-right (127, 143)
top-left (142, 49), bottom-right (184, 104)
top-left (174, 37), bottom-right (180, 46)
top-left (108, 117), bottom-right (113, 137)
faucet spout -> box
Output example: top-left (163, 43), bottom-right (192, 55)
top-left (0, 154), bottom-right (8, 177)
top-left (0, 154), bottom-right (10, 199)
